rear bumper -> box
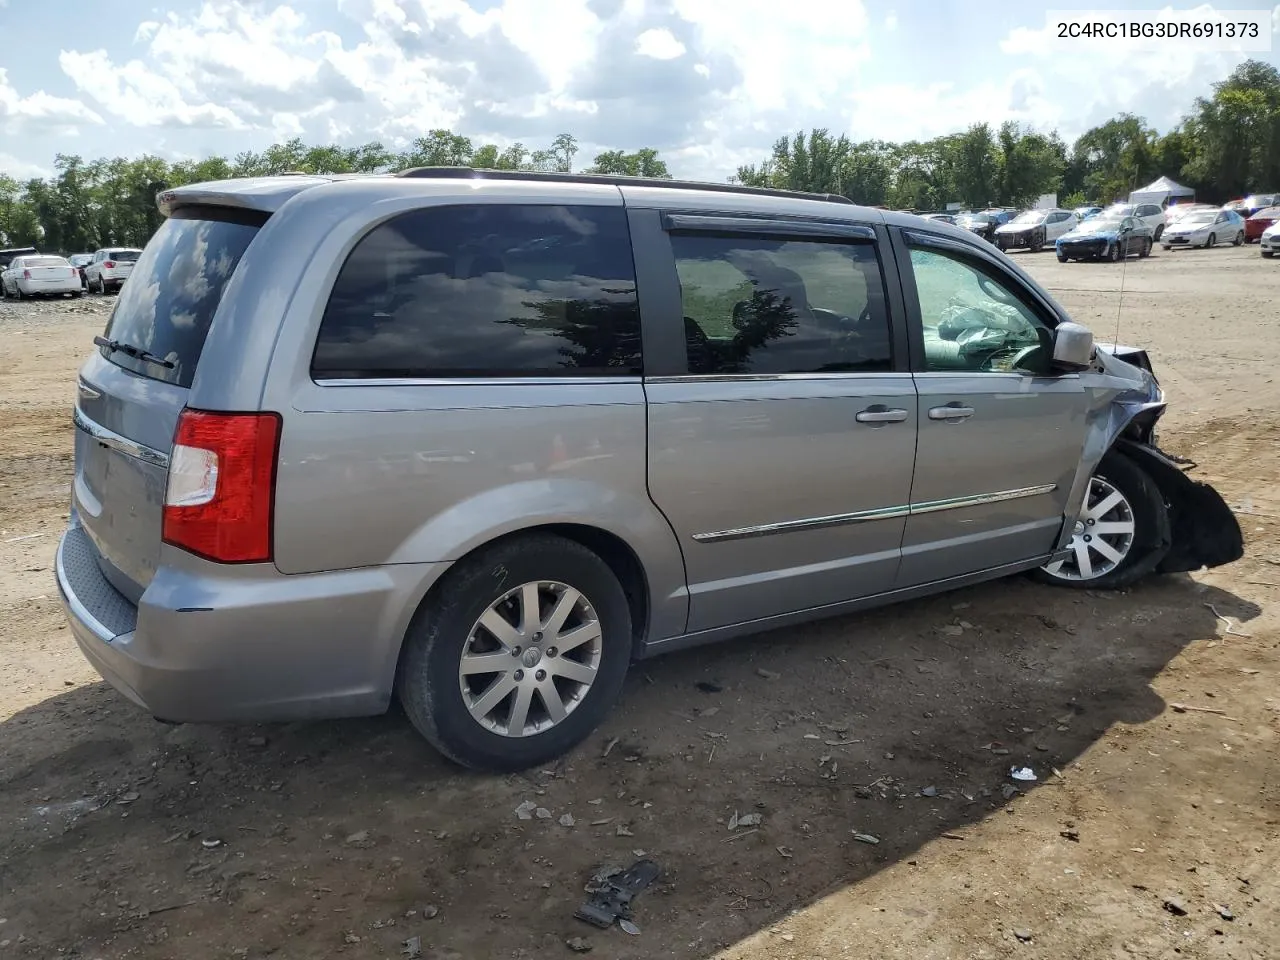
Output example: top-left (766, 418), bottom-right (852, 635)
top-left (19, 278), bottom-right (80, 295)
top-left (56, 522), bottom-right (448, 722)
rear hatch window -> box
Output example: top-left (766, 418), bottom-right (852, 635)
top-left (98, 208), bottom-right (264, 388)
top-left (107, 249), bottom-right (142, 262)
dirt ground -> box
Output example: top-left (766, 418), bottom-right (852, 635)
top-left (1, 245), bottom-right (1277, 960)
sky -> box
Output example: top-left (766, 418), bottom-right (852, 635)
top-left (1, 0), bottom-right (1278, 183)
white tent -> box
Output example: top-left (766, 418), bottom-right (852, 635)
top-left (1129, 176), bottom-right (1195, 206)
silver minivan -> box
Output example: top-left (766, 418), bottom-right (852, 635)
top-left (56, 170), bottom-right (1243, 771)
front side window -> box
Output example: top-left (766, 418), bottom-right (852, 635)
top-left (672, 233), bottom-right (892, 375)
top-left (907, 247), bottom-right (1050, 374)
top-left (312, 205), bottom-right (641, 379)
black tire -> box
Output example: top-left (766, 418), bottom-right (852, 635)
top-left (1030, 230), bottom-right (1043, 253)
top-left (1263, 250), bottom-right (1274, 258)
top-left (1233, 231), bottom-right (1243, 246)
top-left (1056, 252), bottom-right (1068, 263)
top-left (1153, 224), bottom-right (1163, 241)
top-left (1205, 233), bottom-right (1216, 249)
top-left (1140, 238), bottom-right (1152, 258)
top-left (396, 533), bottom-right (633, 772)
top-left (1033, 450), bottom-right (1171, 591)
top-left (1108, 242), bottom-right (1121, 262)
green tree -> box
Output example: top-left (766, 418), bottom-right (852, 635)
top-left (588, 148), bottom-right (671, 177)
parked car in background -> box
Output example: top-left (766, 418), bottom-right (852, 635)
top-left (994, 208), bottom-right (1079, 252)
top-left (921, 213), bottom-right (956, 225)
top-left (955, 211), bottom-right (1000, 242)
top-left (67, 253), bottom-right (94, 289)
top-left (1244, 205), bottom-right (1280, 243)
top-left (1055, 215), bottom-right (1154, 262)
top-left (1260, 221), bottom-right (1280, 258)
top-left (1073, 205), bottom-right (1103, 220)
top-left (1101, 202), bottom-right (1167, 240)
top-left (1166, 203), bottom-right (1217, 223)
top-left (84, 247), bottom-right (143, 294)
top-left (1161, 208), bottom-right (1245, 250)
top-left (54, 169), bottom-right (1243, 771)
top-left (0, 246), bottom-right (38, 272)
top-left (0, 254), bottom-right (83, 299)
top-left (1231, 194), bottom-right (1278, 218)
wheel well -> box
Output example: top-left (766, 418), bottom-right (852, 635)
top-left (406, 524), bottom-right (652, 661)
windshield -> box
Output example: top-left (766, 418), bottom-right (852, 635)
top-left (1181, 212), bottom-right (1217, 225)
top-left (99, 211), bottom-right (263, 388)
top-left (1010, 212), bottom-right (1043, 225)
top-left (1074, 217), bottom-right (1123, 234)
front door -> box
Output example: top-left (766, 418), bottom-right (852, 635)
top-left (639, 214), bottom-right (918, 634)
top-left (893, 230), bottom-right (1088, 587)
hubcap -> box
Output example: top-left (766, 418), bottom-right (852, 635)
top-left (458, 580), bottom-right (602, 738)
top-left (1042, 476), bottom-right (1137, 581)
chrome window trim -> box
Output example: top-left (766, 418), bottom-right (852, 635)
top-left (73, 406), bottom-right (170, 469)
top-left (692, 483), bottom-right (1058, 543)
top-left (313, 375), bottom-right (643, 387)
top-left (646, 371), bottom-right (910, 385)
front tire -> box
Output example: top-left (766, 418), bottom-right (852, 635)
top-left (1108, 242), bottom-right (1122, 262)
top-left (1030, 230), bottom-right (1044, 253)
top-left (1140, 238), bottom-right (1152, 258)
top-left (396, 534), bottom-right (633, 772)
top-left (1205, 232), bottom-right (1216, 249)
top-left (1035, 451), bottom-right (1170, 590)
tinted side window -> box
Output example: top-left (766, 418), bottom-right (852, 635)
top-left (907, 247), bottom-right (1049, 374)
top-left (672, 234), bottom-right (892, 375)
top-left (312, 205), bottom-right (641, 379)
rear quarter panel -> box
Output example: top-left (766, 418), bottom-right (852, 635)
top-left (229, 179), bottom-right (690, 641)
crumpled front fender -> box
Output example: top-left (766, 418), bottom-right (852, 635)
top-left (1058, 346), bottom-right (1244, 573)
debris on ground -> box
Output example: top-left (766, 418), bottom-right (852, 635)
top-left (776, 845), bottom-right (793, 858)
top-left (574, 859), bottom-right (660, 930)
top-left (851, 832), bottom-right (880, 845)
top-left (1213, 903), bottom-right (1235, 921)
top-left (920, 786), bottom-right (938, 798)
top-left (422, 905), bottom-right (439, 920)
top-left (401, 935), bottom-right (422, 958)
top-left (694, 681), bottom-right (722, 694)
top-left (535, 808), bottom-right (552, 820)
top-left (200, 838), bottom-right (223, 849)
top-left (1010, 767), bottom-right (1037, 782)
top-left (344, 830), bottom-right (370, 845)
top-left (246, 735), bottom-right (268, 748)
top-left (1163, 896), bottom-right (1188, 916)
top-left (755, 667), bottom-right (781, 680)
top-left (1060, 829), bottom-right (1080, 842)
top-left (1013, 927), bottom-right (1034, 942)
top-left (515, 800), bottom-right (537, 820)
top-left (1001, 785), bottom-right (1020, 800)
top-left (601, 738), bottom-right (619, 758)
top-left (618, 919), bottom-right (641, 935)
top-left (559, 813), bottom-right (576, 828)
top-left (566, 935), bottom-right (593, 953)
top-left (727, 811), bottom-right (762, 831)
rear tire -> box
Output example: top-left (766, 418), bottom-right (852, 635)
top-left (1153, 224), bottom-right (1164, 241)
top-left (396, 533), bottom-right (633, 772)
top-left (1233, 231), bottom-right (1243, 246)
top-left (1034, 451), bottom-right (1170, 591)
top-left (1140, 238), bottom-right (1152, 258)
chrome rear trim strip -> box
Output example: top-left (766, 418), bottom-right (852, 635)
top-left (73, 406), bottom-right (170, 469)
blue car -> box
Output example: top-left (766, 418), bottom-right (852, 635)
top-left (1074, 205), bottom-right (1103, 221)
top-left (1056, 215), bottom-right (1155, 262)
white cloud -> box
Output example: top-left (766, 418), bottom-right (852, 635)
top-left (885, 11), bottom-right (898, 31)
top-left (0, 67), bottom-right (102, 135)
top-left (0, 152), bottom-right (51, 180)
top-left (635, 28), bottom-right (686, 60)
top-left (59, 49), bottom-right (247, 129)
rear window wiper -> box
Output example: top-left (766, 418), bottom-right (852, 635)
top-left (93, 335), bottom-right (176, 370)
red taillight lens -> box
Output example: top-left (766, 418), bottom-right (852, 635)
top-left (104, 261), bottom-right (116, 269)
top-left (22, 269), bottom-right (31, 279)
top-left (162, 409), bottom-right (282, 564)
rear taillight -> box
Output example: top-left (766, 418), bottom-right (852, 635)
top-left (162, 409), bottom-right (282, 564)
top-left (104, 261), bottom-right (116, 269)
top-left (22, 269), bottom-right (30, 279)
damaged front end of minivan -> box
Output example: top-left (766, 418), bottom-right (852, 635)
top-left (1061, 343), bottom-right (1244, 575)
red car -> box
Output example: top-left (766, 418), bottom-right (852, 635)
top-left (1245, 205), bottom-right (1280, 242)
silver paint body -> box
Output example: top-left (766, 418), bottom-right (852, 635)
top-left (55, 177), bottom-right (1164, 722)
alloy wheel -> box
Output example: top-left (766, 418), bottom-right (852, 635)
top-left (458, 580), bottom-right (603, 737)
top-left (1041, 477), bottom-right (1137, 581)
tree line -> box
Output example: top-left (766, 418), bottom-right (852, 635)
top-left (2, 60), bottom-right (1277, 254)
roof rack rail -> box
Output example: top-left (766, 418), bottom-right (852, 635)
top-left (393, 166), bottom-right (856, 205)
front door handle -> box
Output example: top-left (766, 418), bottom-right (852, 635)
top-left (856, 406), bottom-right (909, 424)
top-left (928, 404), bottom-right (975, 421)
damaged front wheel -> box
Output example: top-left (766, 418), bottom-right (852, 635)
top-left (1035, 452), bottom-right (1170, 590)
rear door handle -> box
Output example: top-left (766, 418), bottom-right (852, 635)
top-left (928, 405), bottom-right (975, 421)
top-left (855, 406), bottom-right (909, 424)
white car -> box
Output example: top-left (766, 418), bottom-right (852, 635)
top-left (0, 254), bottom-right (83, 299)
top-left (1165, 203), bottom-right (1217, 224)
top-left (1101, 202), bottom-right (1167, 240)
top-left (1261, 221), bottom-right (1280, 258)
top-left (1161, 208), bottom-right (1246, 250)
top-left (84, 247), bottom-right (143, 294)
top-left (994, 208), bottom-right (1080, 251)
